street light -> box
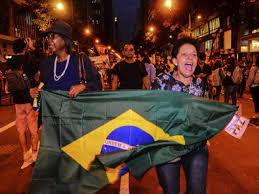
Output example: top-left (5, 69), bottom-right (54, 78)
top-left (56, 2), bottom-right (65, 11)
top-left (95, 39), bottom-right (100, 44)
top-left (107, 45), bottom-right (111, 50)
top-left (149, 26), bottom-right (155, 33)
top-left (85, 28), bottom-right (91, 35)
top-left (164, 0), bottom-right (172, 9)
top-left (197, 14), bottom-right (202, 20)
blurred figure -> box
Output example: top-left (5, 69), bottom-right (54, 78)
top-left (246, 56), bottom-right (259, 117)
top-left (7, 38), bottom-right (39, 169)
top-left (194, 53), bottom-right (211, 97)
top-left (209, 60), bottom-right (224, 101)
top-left (155, 53), bottom-right (168, 76)
top-left (222, 58), bottom-right (238, 105)
top-left (137, 51), bottom-right (156, 87)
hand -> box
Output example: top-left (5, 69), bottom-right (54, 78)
top-left (30, 87), bottom-right (42, 98)
top-left (68, 84), bottom-right (86, 98)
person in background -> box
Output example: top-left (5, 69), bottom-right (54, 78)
top-left (137, 51), bottom-right (156, 87)
top-left (246, 56), bottom-right (259, 118)
top-left (208, 60), bottom-right (224, 101)
top-left (194, 52), bottom-right (211, 97)
top-left (112, 43), bottom-right (150, 90)
top-left (222, 58), bottom-right (238, 105)
top-left (152, 38), bottom-right (208, 194)
top-left (154, 53), bottom-right (168, 76)
top-left (238, 61), bottom-right (247, 98)
top-left (7, 38), bottom-right (39, 169)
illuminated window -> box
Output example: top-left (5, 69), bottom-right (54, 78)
top-left (192, 28), bottom-right (200, 38)
top-left (205, 39), bottom-right (213, 50)
top-left (209, 17), bottom-right (220, 33)
top-left (200, 23), bottom-right (209, 37)
top-left (250, 40), bottom-right (259, 52)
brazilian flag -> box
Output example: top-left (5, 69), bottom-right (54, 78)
top-left (29, 90), bottom-right (237, 194)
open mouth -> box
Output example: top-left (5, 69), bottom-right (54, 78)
top-left (185, 63), bottom-right (193, 71)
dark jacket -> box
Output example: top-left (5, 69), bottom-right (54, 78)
top-left (39, 52), bottom-right (101, 91)
top-left (7, 55), bottom-right (37, 104)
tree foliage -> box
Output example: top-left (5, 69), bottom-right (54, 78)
top-left (24, 0), bottom-right (55, 31)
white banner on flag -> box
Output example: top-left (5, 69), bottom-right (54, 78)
top-left (224, 115), bottom-right (249, 139)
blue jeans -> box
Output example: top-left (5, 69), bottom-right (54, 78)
top-left (156, 146), bottom-right (208, 194)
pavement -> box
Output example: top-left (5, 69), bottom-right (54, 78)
top-left (0, 92), bottom-right (258, 194)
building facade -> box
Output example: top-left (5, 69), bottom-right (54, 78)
top-left (0, 0), bottom-right (36, 63)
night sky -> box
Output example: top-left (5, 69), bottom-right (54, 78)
top-left (112, 0), bottom-right (142, 48)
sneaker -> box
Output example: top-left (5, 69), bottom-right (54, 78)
top-left (32, 151), bottom-right (38, 162)
top-left (20, 159), bottom-right (34, 169)
top-left (21, 149), bottom-right (33, 170)
top-left (23, 149), bottom-right (32, 160)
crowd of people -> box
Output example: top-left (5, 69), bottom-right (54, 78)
top-left (0, 20), bottom-right (258, 194)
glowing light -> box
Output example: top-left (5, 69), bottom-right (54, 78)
top-left (95, 39), bottom-right (100, 44)
top-left (56, 2), bottom-right (64, 10)
top-left (197, 15), bottom-right (202, 20)
top-left (164, 0), bottom-right (172, 9)
top-left (85, 28), bottom-right (91, 35)
top-left (107, 46), bottom-right (111, 50)
top-left (149, 26), bottom-right (155, 32)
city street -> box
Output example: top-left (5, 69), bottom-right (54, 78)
top-left (0, 93), bottom-right (258, 194)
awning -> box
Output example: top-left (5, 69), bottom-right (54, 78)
top-left (241, 32), bottom-right (259, 41)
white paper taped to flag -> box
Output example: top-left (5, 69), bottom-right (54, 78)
top-left (224, 115), bottom-right (249, 139)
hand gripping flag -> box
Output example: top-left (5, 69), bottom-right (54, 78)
top-left (29, 90), bottom-right (237, 194)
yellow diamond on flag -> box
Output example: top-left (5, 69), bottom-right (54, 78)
top-left (62, 109), bottom-right (185, 172)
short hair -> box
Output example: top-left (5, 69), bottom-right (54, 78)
top-left (172, 38), bottom-right (199, 58)
top-left (137, 51), bottom-right (151, 64)
top-left (122, 42), bottom-right (134, 50)
top-left (13, 38), bottom-right (26, 54)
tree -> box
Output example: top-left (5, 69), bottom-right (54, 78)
top-left (23, 0), bottom-right (56, 31)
